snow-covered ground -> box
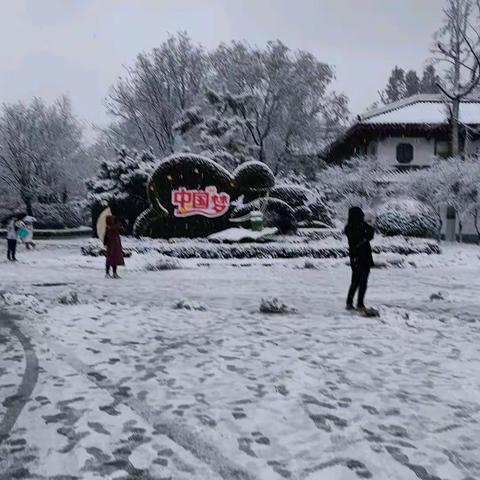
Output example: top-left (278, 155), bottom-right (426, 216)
top-left (1, 238), bottom-right (480, 479)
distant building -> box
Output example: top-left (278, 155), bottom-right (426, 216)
top-left (324, 94), bottom-right (480, 241)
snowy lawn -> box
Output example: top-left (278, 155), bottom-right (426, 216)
top-left (0, 238), bottom-right (480, 479)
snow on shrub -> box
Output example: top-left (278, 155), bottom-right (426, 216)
top-left (57, 291), bottom-right (80, 305)
top-left (376, 198), bottom-right (440, 238)
top-left (86, 148), bottom-right (157, 234)
top-left (268, 184), bottom-right (335, 226)
top-left (372, 254), bottom-right (405, 269)
top-left (82, 237), bottom-right (440, 260)
top-left (1, 292), bottom-right (46, 314)
top-left (144, 255), bottom-right (183, 271)
top-left (259, 297), bottom-right (297, 314)
top-left (270, 184), bottom-right (314, 208)
top-left (173, 299), bottom-right (207, 311)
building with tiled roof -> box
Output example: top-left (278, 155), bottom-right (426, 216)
top-left (325, 94), bottom-right (480, 168)
top-left (324, 94), bottom-right (480, 241)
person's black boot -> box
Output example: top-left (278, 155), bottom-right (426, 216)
top-left (356, 305), bottom-right (367, 314)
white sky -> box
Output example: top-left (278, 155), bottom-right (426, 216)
top-left (0, 0), bottom-right (444, 132)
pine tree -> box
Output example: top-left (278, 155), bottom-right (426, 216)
top-left (381, 66), bottom-right (407, 104)
top-left (405, 70), bottom-right (421, 96)
top-left (420, 65), bottom-right (440, 94)
top-left (380, 65), bottom-right (441, 104)
top-left (86, 147), bottom-right (157, 232)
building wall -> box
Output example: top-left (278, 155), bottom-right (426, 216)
top-left (371, 135), bottom-right (480, 165)
top-left (373, 136), bottom-right (436, 168)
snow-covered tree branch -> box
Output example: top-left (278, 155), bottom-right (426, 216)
top-left (0, 96), bottom-right (85, 215)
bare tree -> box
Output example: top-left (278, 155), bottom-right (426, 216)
top-left (209, 40), bottom-right (348, 170)
top-left (105, 32), bottom-right (207, 156)
top-left (102, 35), bottom-right (348, 175)
top-left (0, 96), bottom-right (84, 214)
top-left (433, 0), bottom-right (480, 155)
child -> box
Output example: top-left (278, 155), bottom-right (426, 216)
top-left (23, 218), bottom-right (35, 249)
top-left (344, 206), bottom-right (374, 312)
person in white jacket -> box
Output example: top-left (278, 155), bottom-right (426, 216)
top-left (6, 217), bottom-right (18, 261)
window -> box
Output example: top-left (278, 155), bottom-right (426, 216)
top-left (368, 142), bottom-right (377, 157)
top-left (434, 140), bottom-right (451, 159)
top-left (396, 143), bottom-right (414, 164)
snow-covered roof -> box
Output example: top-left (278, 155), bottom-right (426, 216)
top-left (360, 94), bottom-right (480, 126)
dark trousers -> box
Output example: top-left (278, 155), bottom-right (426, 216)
top-left (106, 263), bottom-right (117, 275)
top-left (347, 268), bottom-right (370, 307)
top-left (7, 239), bottom-right (17, 260)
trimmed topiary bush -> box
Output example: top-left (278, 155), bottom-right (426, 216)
top-left (270, 184), bottom-right (334, 226)
top-left (233, 161), bottom-right (275, 202)
top-left (293, 206), bottom-right (313, 222)
top-left (134, 155), bottom-right (334, 239)
top-left (270, 184), bottom-right (313, 208)
top-left (376, 198), bottom-right (440, 238)
top-left (143, 153), bottom-right (235, 238)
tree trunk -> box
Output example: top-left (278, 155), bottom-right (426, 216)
top-left (437, 208), bottom-right (443, 243)
top-left (23, 196), bottom-right (33, 216)
top-left (451, 98), bottom-right (461, 156)
top-left (25, 198), bottom-right (33, 216)
top-left (474, 209), bottom-right (480, 245)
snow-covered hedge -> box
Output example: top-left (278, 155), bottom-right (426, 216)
top-left (297, 228), bottom-right (343, 241)
top-left (81, 236), bottom-right (439, 260)
top-left (376, 198), bottom-right (440, 238)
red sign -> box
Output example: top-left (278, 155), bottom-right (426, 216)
top-left (171, 186), bottom-right (230, 218)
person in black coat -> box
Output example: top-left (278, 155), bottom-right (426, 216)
top-left (344, 206), bottom-right (374, 311)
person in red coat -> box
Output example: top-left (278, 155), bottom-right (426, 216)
top-left (104, 215), bottom-right (124, 278)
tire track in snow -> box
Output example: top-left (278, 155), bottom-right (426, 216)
top-left (0, 310), bottom-right (39, 443)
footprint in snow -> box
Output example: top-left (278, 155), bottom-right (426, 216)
top-left (232, 407), bottom-right (247, 419)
